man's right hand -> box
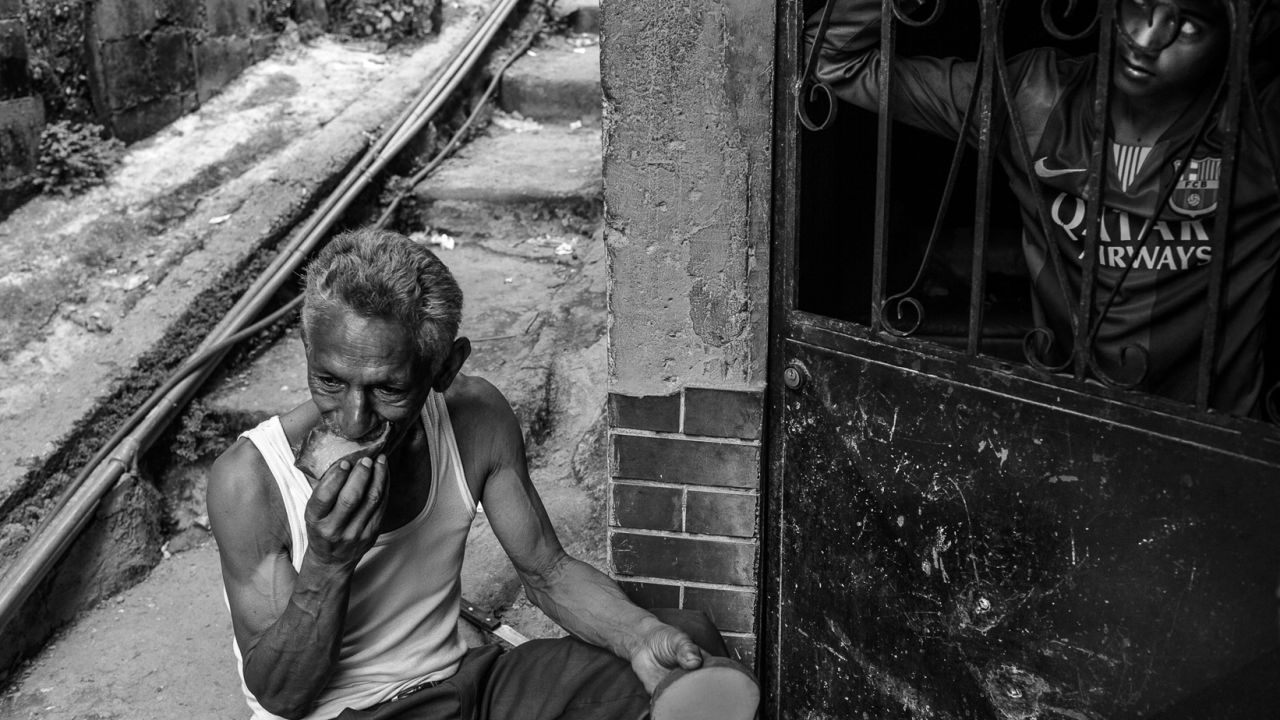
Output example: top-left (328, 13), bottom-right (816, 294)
top-left (304, 455), bottom-right (388, 569)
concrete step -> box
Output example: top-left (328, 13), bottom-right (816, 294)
top-left (551, 0), bottom-right (601, 34)
top-left (409, 120), bottom-right (601, 248)
top-left (0, 6), bottom-right (514, 676)
top-left (499, 41), bottom-right (600, 124)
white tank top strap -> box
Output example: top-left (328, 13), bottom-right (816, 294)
top-left (423, 390), bottom-right (477, 515)
top-left (239, 416), bottom-right (311, 567)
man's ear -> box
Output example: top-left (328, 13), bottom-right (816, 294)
top-left (432, 337), bottom-right (471, 392)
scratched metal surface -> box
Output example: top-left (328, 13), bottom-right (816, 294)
top-left (773, 339), bottom-right (1280, 719)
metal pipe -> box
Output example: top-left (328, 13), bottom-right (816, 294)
top-left (0, 438), bottom-right (140, 616)
top-left (0, 0), bottom-right (524, 638)
top-left (0, 296), bottom-right (302, 631)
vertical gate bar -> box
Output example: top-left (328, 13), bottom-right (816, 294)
top-left (766, 0), bottom-right (800, 712)
top-left (967, 0), bottom-right (998, 355)
top-left (1195, 0), bottom-right (1250, 409)
top-left (870, 0), bottom-right (897, 331)
top-left (1073, 0), bottom-right (1115, 380)
top-left (994, 46), bottom-right (1080, 374)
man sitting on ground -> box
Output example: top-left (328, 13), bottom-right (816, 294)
top-left (207, 228), bottom-right (756, 719)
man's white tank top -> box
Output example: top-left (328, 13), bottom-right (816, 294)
top-left (231, 390), bottom-right (476, 720)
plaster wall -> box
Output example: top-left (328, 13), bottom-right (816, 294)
top-left (601, 0), bottom-right (774, 397)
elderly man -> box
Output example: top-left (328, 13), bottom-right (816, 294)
top-left (207, 228), bottom-right (757, 719)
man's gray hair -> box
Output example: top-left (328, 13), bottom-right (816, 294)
top-left (301, 228), bottom-right (463, 365)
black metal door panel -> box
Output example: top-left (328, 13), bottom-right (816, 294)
top-left (773, 336), bottom-right (1280, 719)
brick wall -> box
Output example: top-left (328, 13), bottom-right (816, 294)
top-left (608, 387), bottom-right (763, 666)
top-left (85, 0), bottom-right (278, 141)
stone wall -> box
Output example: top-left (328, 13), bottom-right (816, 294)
top-left (0, 0), bottom-right (31, 97)
top-left (600, 0), bottom-right (774, 668)
top-left (86, 0), bottom-right (279, 141)
top-left (0, 0), bottom-right (42, 213)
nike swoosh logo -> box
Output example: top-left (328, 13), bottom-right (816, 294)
top-left (1034, 158), bottom-right (1088, 178)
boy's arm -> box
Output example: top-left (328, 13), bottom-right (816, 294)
top-left (804, 0), bottom-right (981, 142)
top-left (1257, 71), bottom-right (1280, 186)
top-left (452, 380), bottom-right (702, 694)
top-left (207, 439), bottom-right (388, 719)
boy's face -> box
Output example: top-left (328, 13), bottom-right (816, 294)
top-left (1113, 0), bottom-right (1229, 103)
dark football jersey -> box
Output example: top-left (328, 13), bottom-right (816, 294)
top-left (810, 0), bottom-right (1280, 415)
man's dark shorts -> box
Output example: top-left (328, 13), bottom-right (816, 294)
top-left (335, 609), bottom-right (729, 720)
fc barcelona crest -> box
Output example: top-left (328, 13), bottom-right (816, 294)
top-left (1168, 157), bottom-right (1220, 218)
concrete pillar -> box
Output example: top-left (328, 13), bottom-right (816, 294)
top-left (600, 0), bottom-right (774, 667)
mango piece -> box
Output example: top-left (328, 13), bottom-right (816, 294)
top-left (295, 423), bottom-right (391, 482)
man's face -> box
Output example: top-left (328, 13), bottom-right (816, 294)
top-left (304, 304), bottom-right (436, 451)
top-left (1113, 0), bottom-right (1229, 103)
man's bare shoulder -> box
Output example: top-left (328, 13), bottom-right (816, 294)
top-left (443, 374), bottom-right (521, 434)
top-left (210, 438), bottom-right (267, 495)
top-left (442, 374), bottom-right (524, 492)
top-left (207, 436), bottom-right (289, 550)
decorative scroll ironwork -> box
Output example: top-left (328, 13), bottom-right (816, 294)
top-left (797, 0), bottom-right (841, 131)
top-left (892, 0), bottom-right (947, 27)
top-left (1021, 327), bottom-right (1073, 375)
top-left (989, 3), bottom-right (1088, 374)
top-left (1040, 0), bottom-right (1099, 41)
top-left (1086, 345), bottom-right (1151, 390)
top-left (881, 46), bottom-right (985, 337)
top-left (879, 0), bottom-right (984, 338)
top-left (796, 79), bottom-right (839, 132)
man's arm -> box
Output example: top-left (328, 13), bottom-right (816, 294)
top-left (207, 439), bottom-right (388, 719)
top-left (804, 0), bottom-right (981, 141)
top-left (451, 379), bottom-right (702, 693)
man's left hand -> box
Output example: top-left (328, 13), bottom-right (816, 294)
top-left (629, 621), bottom-right (705, 694)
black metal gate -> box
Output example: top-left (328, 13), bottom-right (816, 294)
top-left (766, 0), bottom-right (1280, 717)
